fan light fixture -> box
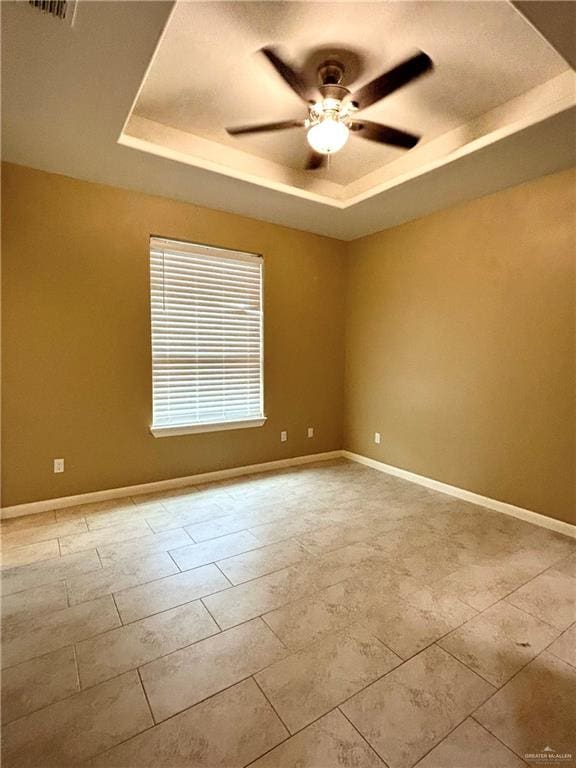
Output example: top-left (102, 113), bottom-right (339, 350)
top-left (225, 47), bottom-right (432, 170)
top-left (307, 116), bottom-right (349, 155)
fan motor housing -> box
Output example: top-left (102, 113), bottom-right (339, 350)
top-left (319, 83), bottom-right (350, 102)
top-left (318, 60), bottom-right (345, 85)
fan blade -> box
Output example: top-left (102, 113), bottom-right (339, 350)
top-left (226, 119), bottom-right (305, 136)
top-left (305, 152), bottom-right (327, 171)
top-left (349, 51), bottom-right (433, 110)
top-left (351, 120), bottom-right (420, 149)
top-left (260, 47), bottom-right (316, 103)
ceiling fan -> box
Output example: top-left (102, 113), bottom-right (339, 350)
top-left (226, 47), bottom-right (434, 170)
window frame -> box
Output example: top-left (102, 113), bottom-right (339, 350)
top-left (149, 235), bottom-right (266, 438)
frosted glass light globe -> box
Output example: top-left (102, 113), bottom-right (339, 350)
top-left (307, 118), bottom-right (349, 155)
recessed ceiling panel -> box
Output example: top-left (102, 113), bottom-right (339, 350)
top-left (2, 0), bottom-right (575, 238)
top-left (123, 0), bottom-right (573, 202)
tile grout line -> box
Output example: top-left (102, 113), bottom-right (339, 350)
top-left (3, 465), bottom-right (573, 761)
top-left (74, 607), bottom-right (224, 689)
top-left (199, 596), bottom-right (224, 632)
top-left (213, 560), bottom-right (234, 587)
top-left (79, 615), bottom-right (411, 747)
top-left (0, 629), bottom-right (556, 746)
top-left (209, 548), bottom-right (317, 589)
top-left (70, 617), bottom-right (228, 689)
top-left (71, 643), bottom-right (82, 691)
top-left (400, 706), bottom-right (490, 768)
top-left (110, 591), bottom-right (123, 626)
top-left (421, 602), bottom-right (527, 674)
top-left (75, 533), bottom-right (499, 656)
top-left (2, 599), bottom-right (124, 673)
top-left (200, 569), bottom-right (354, 634)
top-left (5, 579), bottom-right (313, 676)
top-left (260, 615), bottom-right (290, 650)
top-left (115, 578), bottom-right (234, 626)
top-left (2, 495), bottom-right (424, 584)
top-left (3, 555), bottom-right (171, 604)
top-left (470, 556), bottom-right (573, 613)
top-left (5, 624), bottom-right (230, 728)
top-left (243, 613), bottom-right (452, 768)
top-left (93, 523), bottom-right (199, 554)
top-left (95, 547), bottom-right (105, 570)
top-left (68, 707), bottom-right (159, 765)
top-left (3, 535), bottom-right (569, 658)
top-left (544, 622), bottom-right (576, 670)
top-left (146, 505), bottom-right (238, 534)
top-left (314, 646), bottom-right (442, 729)
top-left (129, 669), bottom-right (296, 741)
top-left (0, 641), bottom-right (77, 678)
top-left (0, 552), bottom-right (104, 596)
top-left (423, 557), bottom-right (574, 637)
top-left (251, 674), bottom-right (292, 734)
top-left (1, 548), bottom-right (61, 571)
top-left (506, 554), bottom-right (575, 593)
top-left (57, 530), bottom-right (161, 559)
top-left (466, 642), bottom-right (567, 749)
top-left (468, 715), bottom-right (531, 766)
top-left (200, 634), bottom-right (459, 764)
top-left (426, 557), bottom-right (576, 678)
top-left (1, 516), bottom-right (96, 552)
top-left (242, 736), bottom-right (292, 767)
top-left (390, 588), bottom-right (550, 763)
top-left (337, 706), bottom-right (392, 768)
top-left (546, 645), bottom-right (576, 669)
top-left (136, 666), bottom-right (157, 726)
top-left (510, 640), bottom-right (576, 689)
top-left (1, 653), bottom-right (138, 729)
top-left (66, 557), bottom-right (183, 606)
top-left (180, 510), bottom-right (336, 550)
top-left (168, 533), bottom-right (284, 561)
top-left (166, 549), bottom-right (183, 573)
top-left (433, 641), bottom-right (501, 689)
top-left (500, 595), bottom-right (565, 633)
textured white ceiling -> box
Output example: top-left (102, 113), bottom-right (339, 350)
top-left (135, 1), bottom-right (568, 185)
top-left (2, 0), bottom-right (575, 239)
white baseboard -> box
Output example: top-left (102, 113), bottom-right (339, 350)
top-left (0, 451), bottom-right (342, 520)
top-left (342, 450), bottom-right (575, 539)
top-left (3, 448), bottom-right (574, 540)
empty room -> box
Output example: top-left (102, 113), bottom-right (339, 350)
top-left (1, 1), bottom-right (575, 766)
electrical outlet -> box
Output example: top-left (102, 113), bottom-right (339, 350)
top-left (307, 427), bottom-right (314, 438)
top-left (280, 431), bottom-right (287, 442)
top-left (374, 432), bottom-right (381, 445)
top-left (53, 458), bottom-right (65, 473)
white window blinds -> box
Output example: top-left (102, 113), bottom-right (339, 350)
top-left (150, 237), bottom-right (265, 436)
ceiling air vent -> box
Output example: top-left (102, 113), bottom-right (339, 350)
top-left (28, 0), bottom-right (77, 26)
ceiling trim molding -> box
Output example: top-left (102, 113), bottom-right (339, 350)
top-left (122, 70), bottom-right (576, 210)
top-left (3, 0), bottom-right (576, 239)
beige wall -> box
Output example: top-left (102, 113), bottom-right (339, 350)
top-left (2, 163), bottom-right (574, 524)
top-left (345, 168), bottom-right (576, 524)
top-left (1, 163), bottom-right (346, 506)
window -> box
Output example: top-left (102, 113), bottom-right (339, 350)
top-left (150, 237), bottom-right (265, 436)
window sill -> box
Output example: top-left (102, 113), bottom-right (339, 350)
top-left (150, 417), bottom-right (267, 438)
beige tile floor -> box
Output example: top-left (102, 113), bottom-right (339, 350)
top-left (1, 458), bottom-right (575, 767)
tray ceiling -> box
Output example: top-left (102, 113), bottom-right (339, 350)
top-left (2, 0), bottom-right (575, 238)
top-left (123, 0), bottom-right (574, 205)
